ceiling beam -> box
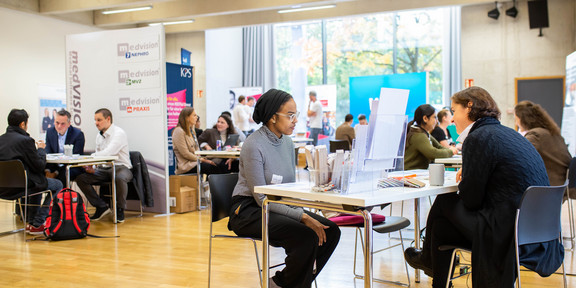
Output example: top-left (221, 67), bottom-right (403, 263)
top-left (94, 0), bottom-right (350, 26)
top-left (39, 0), bottom-right (172, 14)
top-left (159, 0), bottom-right (494, 33)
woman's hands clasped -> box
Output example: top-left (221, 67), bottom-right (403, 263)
top-left (301, 213), bottom-right (329, 246)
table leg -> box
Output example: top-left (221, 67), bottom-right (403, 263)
top-left (414, 197), bottom-right (421, 283)
top-left (360, 210), bottom-right (373, 287)
top-left (262, 199), bottom-right (270, 288)
top-left (197, 158), bottom-right (203, 211)
top-left (111, 162), bottom-right (117, 224)
top-left (66, 165), bottom-right (71, 188)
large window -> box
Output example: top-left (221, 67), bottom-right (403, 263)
top-left (274, 8), bottom-right (447, 125)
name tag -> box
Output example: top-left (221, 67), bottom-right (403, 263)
top-left (271, 174), bottom-right (283, 185)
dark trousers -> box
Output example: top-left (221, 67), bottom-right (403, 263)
top-left (75, 165), bottom-right (133, 210)
top-left (229, 197), bottom-right (341, 288)
top-left (421, 193), bottom-right (476, 288)
top-left (1, 178), bottom-right (62, 227)
top-left (309, 128), bottom-right (322, 146)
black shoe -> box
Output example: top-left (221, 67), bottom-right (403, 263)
top-left (116, 208), bottom-right (125, 223)
top-left (91, 206), bottom-right (111, 221)
top-left (404, 247), bottom-right (433, 277)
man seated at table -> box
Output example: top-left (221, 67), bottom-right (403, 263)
top-left (335, 113), bottom-right (355, 149)
top-left (75, 108), bottom-right (133, 223)
top-left (45, 109), bottom-right (85, 185)
top-left (0, 109), bottom-right (63, 234)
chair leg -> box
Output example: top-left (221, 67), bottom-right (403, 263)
top-left (564, 198), bottom-right (575, 250)
top-left (354, 227), bottom-right (410, 286)
top-left (251, 239), bottom-right (264, 287)
top-left (208, 235), bottom-right (213, 288)
top-left (445, 249), bottom-right (458, 288)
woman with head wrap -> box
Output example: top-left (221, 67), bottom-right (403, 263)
top-left (228, 89), bottom-right (341, 288)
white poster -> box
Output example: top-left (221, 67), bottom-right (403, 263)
top-left (38, 84), bottom-right (66, 140)
top-left (66, 26), bottom-right (168, 213)
top-left (562, 51), bottom-right (576, 156)
top-left (229, 86), bottom-right (262, 110)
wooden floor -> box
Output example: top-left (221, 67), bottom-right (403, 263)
top-left (0, 199), bottom-right (575, 287)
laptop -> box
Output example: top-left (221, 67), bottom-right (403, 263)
top-left (223, 134), bottom-right (240, 147)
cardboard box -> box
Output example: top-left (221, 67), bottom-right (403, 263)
top-left (170, 186), bottom-right (198, 213)
top-left (169, 175), bottom-right (199, 193)
top-left (169, 175), bottom-right (199, 213)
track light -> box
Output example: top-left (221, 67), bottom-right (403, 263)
top-left (506, 0), bottom-right (518, 18)
top-left (488, 1), bottom-right (500, 20)
top-left (101, 5), bottom-right (152, 15)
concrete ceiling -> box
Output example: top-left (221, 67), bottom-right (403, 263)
top-left (1, 0), bottom-right (496, 33)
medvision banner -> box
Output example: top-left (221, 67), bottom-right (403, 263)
top-left (166, 62), bottom-right (194, 175)
top-left (65, 25), bottom-right (169, 213)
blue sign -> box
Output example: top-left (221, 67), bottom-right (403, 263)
top-left (181, 48), bottom-right (191, 66)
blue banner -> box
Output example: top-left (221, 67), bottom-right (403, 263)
top-left (181, 48), bottom-right (191, 66)
top-left (166, 62), bottom-right (194, 175)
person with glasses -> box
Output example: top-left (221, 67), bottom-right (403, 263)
top-left (228, 88), bottom-right (341, 288)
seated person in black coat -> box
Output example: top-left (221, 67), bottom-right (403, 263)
top-left (45, 109), bottom-right (85, 184)
top-left (0, 109), bottom-right (63, 234)
top-left (404, 87), bottom-right (561, 287)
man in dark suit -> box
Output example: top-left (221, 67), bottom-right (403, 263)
top-left (45, 109), bottom-right (85, 185)
top-left (0, 109), bottom-right (62, 234)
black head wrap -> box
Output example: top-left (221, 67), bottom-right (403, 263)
top-left (253, 89), bottom-right (293, 124)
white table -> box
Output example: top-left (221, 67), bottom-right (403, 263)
top-left (46, 154), bottom-right (119, 223)
top-left (434, 155), bottom-right (462, 168)
top-left (255, 175), bottom-right (459, 287)
top-left (195, 150), bottom-right (241, 209)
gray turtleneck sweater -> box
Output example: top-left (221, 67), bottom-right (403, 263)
top-left (232, 125), bottom-right (303, 221)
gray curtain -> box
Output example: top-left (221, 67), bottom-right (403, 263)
top-left (443, 6), bottom-right (462, 104)
top-left (242, 25), bottom-right (276, 91)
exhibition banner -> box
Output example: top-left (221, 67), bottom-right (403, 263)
top-left (562, 51), bottom-right (576, 156)
top-left (65, 25), bottom-right (168, 213)
top-left (167, 62), bottom-right (194, 175)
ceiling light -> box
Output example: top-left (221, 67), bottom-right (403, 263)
top-left (506, 0), bottom-right (518, 18)
top-left (487, 2), bottom-right (500, 20)
top-left (101, 5), bottom-right (152, 15)
top-left (149, 20), bottom-right (195, 26)
top-left (278, 5), bottom-right (336, 14)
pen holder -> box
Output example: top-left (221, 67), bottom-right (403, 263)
top-left (64, 144), bottom-right (74, 157)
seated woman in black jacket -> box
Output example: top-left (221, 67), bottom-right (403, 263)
top-left (404, 87), bottom-right (561, 287)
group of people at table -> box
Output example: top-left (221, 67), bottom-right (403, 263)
top-left (170, 86), bottom-right (570, 287)
top-left (1, 84), bottom-right (569, 287)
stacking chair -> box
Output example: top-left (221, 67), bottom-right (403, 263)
top-left (329, 140), bottom-right (350, 153)
top-left (349, 216), bottom-right (412, 286)
top-left (0, 160), bottom-right (51, 240)
top-left (207, 173), bottom-right (279, 287)
top-left (442, 184), bottom-right (568, 288)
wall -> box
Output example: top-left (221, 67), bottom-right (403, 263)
top-left (165, 31), bottom-right (207, 127)
top-left (0, 7), bottom-right (101, 138)
top-left (166, 27), bottom-right (243, 129)
top-left (461, 0), bottom-right (576, 127)
top-left (205, 27), bottom-right (244, 127)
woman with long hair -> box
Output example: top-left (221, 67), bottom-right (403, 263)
top-left (431, 108), bottom-right (454, 148)
top-left (404, 104), bottom-right (457, 170)
top-left (404, 87), bottom-right (560, 287)
top-left (172, 107), bottom-right (219, 175)
top-left (515, 100), bottom-right (572, 189)
top-left (198, 114), bottom-right (240, 173)
top-left (228, 89), bottom-right (340, 288)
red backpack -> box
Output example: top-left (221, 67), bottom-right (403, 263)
top-left (44, 188), bottom-right (90, 241)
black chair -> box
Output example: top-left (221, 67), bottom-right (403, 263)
top-left (441, 184), bottom-right (568, 288)
top-left (329, 140), bottom-right (349, 153)
top-left (0, 160), bottom-right (51, 240)
top-left (207, 173), bottom-right (288, 288)
top-left (345, 216), bottom-right (411, 286)
top-left (92, 151), bottom-right (152, 221)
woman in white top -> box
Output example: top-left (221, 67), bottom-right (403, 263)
top-left (172, 107), bottom-right (219, 175)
